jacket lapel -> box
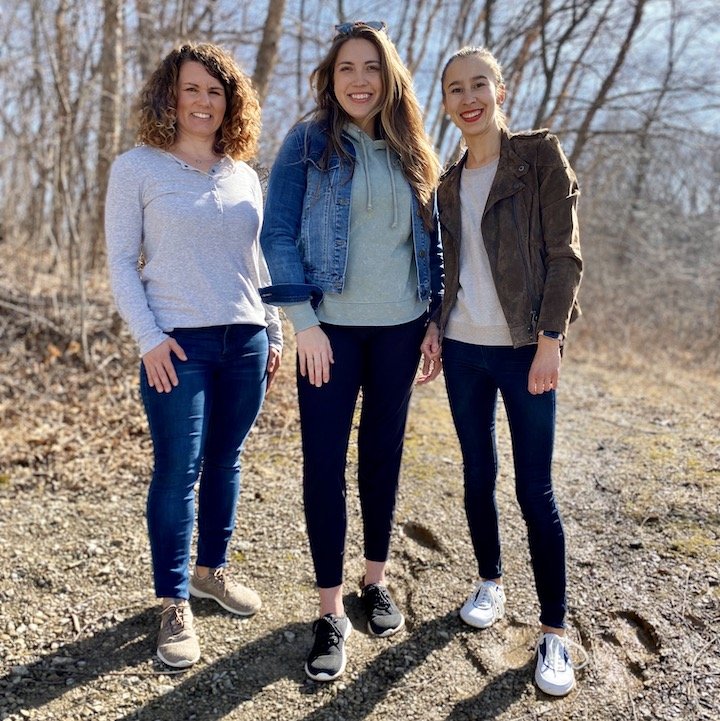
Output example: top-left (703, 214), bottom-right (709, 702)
top-left (438, 158), bottom-right (464, 243)
top-left (484, 132), bottom-right (530, 215)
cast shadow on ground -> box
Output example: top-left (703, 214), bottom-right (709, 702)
top-left (1, 606), bottom-right (161, 713)
top-left (443, 660), bottom-right (537, 721)
top-left (115, 612), bottom-right (468, 721)
top-left (1, 597), bottom-right (530, 721)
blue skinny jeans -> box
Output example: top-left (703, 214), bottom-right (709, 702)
top-left (140, 324), bottom-right (268, 600)
top-left (298, 316), bottom-right (426, 589)
top-left (442, 339), bottom-right (567, 629)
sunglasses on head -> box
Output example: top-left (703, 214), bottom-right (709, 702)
top-left (334, 20), bottom-right (387, 36)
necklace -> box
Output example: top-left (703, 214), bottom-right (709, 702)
top-left (171, 146), bottom-right (220, 171)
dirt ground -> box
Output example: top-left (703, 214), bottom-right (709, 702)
top-left (1, 298), bottom-right (719, 720)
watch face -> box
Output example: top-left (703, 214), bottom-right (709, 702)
top-left (542, 331), bottom-right (561, 339)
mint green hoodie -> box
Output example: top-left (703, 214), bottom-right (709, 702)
top-left (283, 124), bottom-right (426, 331)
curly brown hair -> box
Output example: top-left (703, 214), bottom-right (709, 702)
top-left (135, 42), bottom-right (261, 161)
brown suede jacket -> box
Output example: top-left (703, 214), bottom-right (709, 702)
top-left (435, 129), bottom-right (583, 348)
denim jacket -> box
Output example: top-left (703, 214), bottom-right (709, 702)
top-left (259, 120), bottom-right (443, 315)
top-left (436, 129), bottom-right (582, 347)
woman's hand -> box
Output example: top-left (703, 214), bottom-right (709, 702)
top-left (417, 321), bottom-right (442, 384)
top-left (265, 347), bottom-right (282, 393)
top-left (296, 326), bottom-right (333, 388)
top-left (142, 338), bottom-right (187, 393)
top-left (528, 337), bottom-right (562, 394)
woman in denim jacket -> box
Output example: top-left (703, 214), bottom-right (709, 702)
top-left (421, 46), bottom-right (585, 697)
top-left (260, 21), bottom-right (442, 682)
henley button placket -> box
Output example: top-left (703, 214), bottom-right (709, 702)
top-left (211, 185), bottom-right (222, 212)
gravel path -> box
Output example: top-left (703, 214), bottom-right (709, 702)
top-left (1, 331), bottom-right (718, 721)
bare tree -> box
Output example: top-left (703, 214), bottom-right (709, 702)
top-left (538, 0), bottom-right (613, 129)
top-left (253, 0), bottom-right (287, 104)
top-left (0, 0), bottom-right (717, 365)
top-left (95, 0), bottom-right (124, 268)
top-left (532, 0), bottom-right (596, 129)
top-left (135, 0), bottom-right (161, 80)
top-left (47, 0), bottom-right (75, 273)
top-left (569, 0), bottom-right (647, 165)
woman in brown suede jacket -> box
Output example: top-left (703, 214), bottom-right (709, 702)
top-left (420, 46), bottom-right (586, 697)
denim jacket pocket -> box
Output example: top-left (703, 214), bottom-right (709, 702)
top-left (300, 161), bottom-right (351, 287)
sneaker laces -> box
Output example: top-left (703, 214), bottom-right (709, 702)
top-left (566, 638), bottom-right (589, 669)
top-left (472, 582), bottom-right (499, 610)
top-left (312, 616), bottom-right (343, 650)
top-left (203, 567), bottom-right (230, 594)
top-left (367, 585), bottom-right (393, 613)
top-left (160, 603), bottom-right (187, 635)
top-left (537, 633), bottom-right (589, 671)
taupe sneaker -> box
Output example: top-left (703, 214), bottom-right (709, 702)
top-left (157, 601), bottom-right (200, 668)
top-left (189, 567), bottom-right (261, 616)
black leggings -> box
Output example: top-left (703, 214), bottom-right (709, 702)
top-left (298, 315), bottom-right (426, 588)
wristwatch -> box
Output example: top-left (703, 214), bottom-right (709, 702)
top-left (538, 330), bottom-right (563, 343)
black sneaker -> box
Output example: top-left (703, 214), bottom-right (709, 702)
top-left (304, 614), bottom-right (352, 682)
top-left (361, 583), bottom-right (405, 637)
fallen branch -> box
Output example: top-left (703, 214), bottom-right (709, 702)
top-left (0, 298), bottom-right (64, 333)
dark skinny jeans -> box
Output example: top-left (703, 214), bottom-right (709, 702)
top-left (442, 339), bottom-right (567, 629)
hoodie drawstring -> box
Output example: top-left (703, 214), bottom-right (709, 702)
top-left (386, 145), bottom-right (398, 229)
top-left (359, 133), bottom-right (373, 212)
top-left (351, 126), bottom-right (400, 230)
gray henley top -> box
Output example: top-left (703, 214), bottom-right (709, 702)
top-left (105, 145), bottom-right (282, 356)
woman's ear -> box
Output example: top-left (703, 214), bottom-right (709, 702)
top-left (497, 83), bottom-right (506, 105)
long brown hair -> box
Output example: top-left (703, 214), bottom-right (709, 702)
top-left (310, 23), bottom-right (439, 228)
top-left (136, 42), bottom-right (261, 161)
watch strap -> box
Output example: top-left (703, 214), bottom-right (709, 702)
top-left (538, 330), bottom-right (563, 342)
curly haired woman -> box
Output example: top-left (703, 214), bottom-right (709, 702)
top-left (105, 43), bottom-right (282, 668)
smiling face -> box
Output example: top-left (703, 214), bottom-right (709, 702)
top-left (333, 38), bottom-right (384, 137)
top-left (174, 60), bottom-right (227, 143)
top-left (442, 54), bottom-right (505, 141)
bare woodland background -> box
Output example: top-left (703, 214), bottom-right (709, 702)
top-left (0, 0), bottom-right (718, 370)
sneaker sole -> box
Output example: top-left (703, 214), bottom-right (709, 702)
top-left (304, 658), bottom-right (347, 682)
top-left (188, 582), bottom-right (261, 616)
top-left (157, 648), bottom-right (200, 668)
top-left (459, 607), bottom-right (504, 629)
top-left (535, 676), bottom-right (576, 696)
top-left (367, 615), bottom-right (405, 638)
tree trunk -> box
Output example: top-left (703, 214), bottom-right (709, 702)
top-left (253, 0), bottom-right (286, 105)
top-left (94, 0), bottom-right (123, 269)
